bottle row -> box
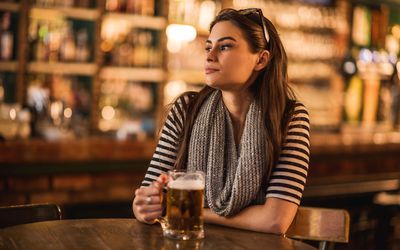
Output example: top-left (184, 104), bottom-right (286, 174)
top-left (351, 5), bottom-right (389, 49)
top-left (33, 0), bottom-right (94, 8)
top-left (2, 11), bottom-right (164, 66)
top-left (233, 0), bottom-right (348, 32)
top-left (105, 0), bottom-right (155, 16)
top-left (343, 73), bottom-right (400, 128)
top-left (28, 18), bottom-right (91, 63)
top-left (4, 0), bottom-right (158, 15)
top-left (0, 73), bottom-right (158, 140)
top-left (101, 25), bottom-right (162, 67)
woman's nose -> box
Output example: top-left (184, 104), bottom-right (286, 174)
top-left (206, 49), bottom-right (217, 62)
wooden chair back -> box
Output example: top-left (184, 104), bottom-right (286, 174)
top-left (286, 206), bottom-right (350, 250)
top-left (0, 203), bottom-right (62, 228)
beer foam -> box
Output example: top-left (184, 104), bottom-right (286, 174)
top-left (168, 179), bottom-right (204, 190)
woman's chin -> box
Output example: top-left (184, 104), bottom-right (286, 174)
top-left (205, 82), bottom-right (220, 90)
top-left (205, 78), bottom-right (222, 88)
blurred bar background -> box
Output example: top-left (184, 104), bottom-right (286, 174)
top-left (0, 0), bottom-right (399, 249)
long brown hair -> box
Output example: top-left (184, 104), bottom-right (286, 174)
top-left (173, 8), bottom-right (296, 176)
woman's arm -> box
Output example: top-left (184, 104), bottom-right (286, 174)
top-left (133, 95), bottom-right (192, 223)
top-left (204, 197), bottom-right (298, 234)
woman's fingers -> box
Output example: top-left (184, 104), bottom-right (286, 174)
top-left (134, 194), bottom-right (161, 205)
top-left (136, 204), bottom-right (163, 214)
top-left (135, 186), bottom-right (160, 197)
top-left (156, 174), bottom-right (169, 185)
top-left (142, 211), bottom-right (163, 223)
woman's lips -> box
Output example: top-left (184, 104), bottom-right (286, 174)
top-left (205, 68), bottom-right (219, 74)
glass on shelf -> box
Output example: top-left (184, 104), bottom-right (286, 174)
top-left (0, 74), bottom-right (31, 140)
top-left (98, 78), bottom-right (157, 140)
top-left (0, 11), bottom-right (16, 62)
top-left (26, 73), bottom-right (91, 140)
top-left (0, 103), bottom-right (23, 140)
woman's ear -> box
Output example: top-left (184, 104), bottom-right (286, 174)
top-left (254, 50), bottom-right (270, 71)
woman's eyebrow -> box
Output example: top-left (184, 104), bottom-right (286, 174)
top-left (206, 36), bottom-right (237, 44)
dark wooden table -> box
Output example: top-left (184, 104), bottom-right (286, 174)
top-left (0, 219), bottom-right (316, 250)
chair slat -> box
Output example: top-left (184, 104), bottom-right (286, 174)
top-left (286, 206), bottom-right (350, 244)
top-left (0, 203), bottom-right (62, 228)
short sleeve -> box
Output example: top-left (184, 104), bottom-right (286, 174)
top-left (266, 102), bottom-right (310, 205)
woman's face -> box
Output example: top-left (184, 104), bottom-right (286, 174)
top-left (204, 21), bottom-right (260, 92)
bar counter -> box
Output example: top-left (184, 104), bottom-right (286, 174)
top-left (1, 131), bottom-right (400, 163)
top-left (0, 132), bottom-right (399, 200)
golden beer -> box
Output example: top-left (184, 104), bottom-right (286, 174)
top-left (162, 171), bottom-right (205, 240)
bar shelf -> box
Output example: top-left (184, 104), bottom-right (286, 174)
top-left (100, 67), bottom-right (164, 82)
top-left (28, 62), bottom-right (97, 76)
top-left (30, 6), bottom-right (100, 21)
top-left (0, 61), bottom-right (18, 72)
top-left (0, 2), bottom-right (19, 12)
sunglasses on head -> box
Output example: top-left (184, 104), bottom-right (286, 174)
top-left (238, 8), bottom-right (270, 48)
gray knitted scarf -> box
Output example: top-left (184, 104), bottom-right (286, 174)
top-left (187, 90), bottom-right (267, 216)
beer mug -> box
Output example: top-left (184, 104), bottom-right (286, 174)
top-left (158, 170), bottom-right (205, 240)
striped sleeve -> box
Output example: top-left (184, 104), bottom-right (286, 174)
top-left (141, 94), bottom-right (193, 187)
top-left (266, 102), bottom-right (310, 205)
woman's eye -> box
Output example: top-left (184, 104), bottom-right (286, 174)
top-left (220, 44), bottom-right (232, 50)
top-left (205, 47), bottom-right (212, 52)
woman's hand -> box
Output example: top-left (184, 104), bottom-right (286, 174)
top-left (132, 174), bottom-right (168, 224)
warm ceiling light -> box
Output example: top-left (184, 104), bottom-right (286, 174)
top-left (166, 24), bottom-right (197, 42)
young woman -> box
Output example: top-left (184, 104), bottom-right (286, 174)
top-left (132, 8), bottom-right (310, 235)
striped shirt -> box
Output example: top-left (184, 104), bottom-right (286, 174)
top-left (141, 93), bottom-right (310, 205)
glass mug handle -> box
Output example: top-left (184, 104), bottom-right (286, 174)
top-left (156, 216), bottom-right (167, 229)
top-left (155, 191), bottom-right (167, 229)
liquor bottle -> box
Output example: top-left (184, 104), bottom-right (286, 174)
top-left (134, 30), bottom-right (151, 67)
top-left (377, 78), bottom-right (393, 125)
top-left (344, 75), bottom-right (363, 123)
top-left (126, 0), bottom-right (137, 14)
top-left (118, 0), bottom-right (127, 12)
top-left (0, 12), bottom-right (13, 61)
top-left (391, 62), bottom-right (400, 129)
top-left (59, 22), bottom-right (76, 62)
top-left (362, 78), bottom-right (380, 125)
top-left (370, 6), bottom-right (389, 49)
top-left (79, 0), bottom-right (91, 8)
top-left (56, 0), bottom-right (74, 7)
top-left (142, 0), bottom-right (154, 16)
top-left (28, 19), bottom-right (38, 61)
top-left (76, 29), bottom-right (90, 62)
top-left (118, 34), bottom-right (133, 66)
top-left (352, 5), bottom-right (371, 47)
top-left (106, 0), bottom-right (119, 11)
top-left (35, 22), bottom-right (49, 61)
top-left (48, 23), bottom-right (61, 62)
top-left (0, 74), bottom-right (4, 104)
